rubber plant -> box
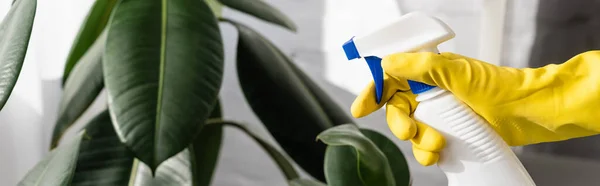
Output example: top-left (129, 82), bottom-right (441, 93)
top-left (0, 0), bottom-right (412, 185)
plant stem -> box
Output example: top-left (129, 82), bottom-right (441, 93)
top-left (205, 119), bottom-right (301, 180)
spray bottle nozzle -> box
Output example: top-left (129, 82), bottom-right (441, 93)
top-left (343, 37), bottom-right (384, 104)
top-left (343, 36), bottom-right (437, 104)
top-left (342, 37), bottom-right (361, 60)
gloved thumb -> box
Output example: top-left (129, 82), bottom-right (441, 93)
top-left (381, 52), bottom-right (484, 93)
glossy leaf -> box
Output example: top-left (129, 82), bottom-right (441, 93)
top-left (318, 124), bottom-right (395, 186)
top-left (62, 0), bottom-right (117, 84)
top-left (0, 0), bottom-right (36, 110)
top-left (189, 100), bottom-right (223, 186)
top-left (133, 150), bottom-right (193, 186)
top-left (231, 19), bottom-right (331, 181)
top-left (104, 0), bottom-right (224, 170)
top-left (211, 121), bottom-right (299, 180)
top-left (288, 61), bottom-right (354, 125)
top-left (361, 129), bottom-right (411, 186)
top-left (133, 119), bottom-right (297, 185)
top-left (71, 110), bottom-right (135, 186)
top-left (289, 179), bottom-right (327, 186)
top-left (72, 102), bottom-right (223, 186)
top-left (324, 146), bottom-right (363, 186)
top-left (320, 126), bottom-right (411, 186)
top-left (218, 0), bottom-right (296, 31)
top-left (18, 132), bottom-right (85, 186)
top-left (51, 31), bottom-right (106, 149)
top-left (132, 129), bottom-right (221, 186)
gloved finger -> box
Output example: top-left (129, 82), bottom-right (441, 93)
top-left (412, 145), bottom-right (439, 166)
top-left (385, 93), bottom-right (417, 140)
top-left (410, 121), bottom-right (445, 152)
top-left (351, 73), bottom-right (407, 118)
top-left (380, 52), bottom-right (483, 94)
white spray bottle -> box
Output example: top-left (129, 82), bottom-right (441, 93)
top-left (342, 12), bottom-right (536, 186)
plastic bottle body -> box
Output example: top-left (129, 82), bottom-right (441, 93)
top-left (414, 87), bottom-right (536, 186)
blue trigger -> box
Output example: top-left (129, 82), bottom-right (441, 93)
top-left (342, 37), bottom-right (435, 103)
top-left (408, 80), bottom-right (435, 94)
top-left (363, 57), bottom-right (436, 104)
top-left (364, 56), bottom-right (384, 104)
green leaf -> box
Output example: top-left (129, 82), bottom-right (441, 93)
top-left (71, 110), bottom-right (135, 186)
top-left (320, 126), bottom-right (411, 186)
top-left (133, 122), bottom-right (223, 186)
top-left (0, 0), bottom-right (36, 110)
top-left (135, 120), bottom-right (298, 185)
top-left (207, 98), bottom-right (222, 119)
top-left (70, 102), bottom-right (223, 186)
top-left (62, 0), bottom-right (117, 84)
top-left (133, 150), bottom-right (193, 186)
top-left (289, 179), bottom-right (327, 186)
top-left (189, 124), bottom-right (222, 186)
top-left (318, 124), bottom-right (395, 186)
top-left (267, 38), bottom-right (354, 125)
top-left (288, 61), bottom-right (354, 125)
top-left (361, 129), bottom-right (411, 186)
top-left (18, 132), bottom-right (85, 186)
top-left (324, 146), bottom-right (363, 186)
top-left (104, 0), bottom-right (224, 171)
top-left (134, 98), bottom-right (223, 186)
top-left (189, 100), bottom-right (223, 186)
top-left (210, 121), bottom-right (299, 180)
top-left (51, 31), bottom-right (106, 149)
top-left (230, 19), bottom-right (332, 181)
top-left (132, 118), bottom-right (223, 186)
top-left (218, 0), bottom-right (296, 32)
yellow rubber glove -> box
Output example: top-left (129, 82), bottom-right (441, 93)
top-left (351, 51), bottom-right (600, 166)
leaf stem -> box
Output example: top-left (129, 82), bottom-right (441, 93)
top-left (205, 119), bottom-right (300, 180)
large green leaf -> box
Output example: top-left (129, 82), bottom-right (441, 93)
top-left (68, 102), bottom-right (223, 186)
top-left (288, 60), bottom-right (354, 125)
top-left (269, 41), bottom-right (354, 125)
top-left (230, 20), bottom-right (332, 181)
top-left (361, 129), bottom-right (411, 186)
top-left (51, 31), bottom-right (106, 149)
top-left (0, 0), bottom-right (36, 110)
top-left (18, 132), bottom-right (85, 186)
top-left (133, 119), bottom-right (299, 185)
top-left (218, 0), bottom-right (296, 31)
top-left (189, 124), bottom-right (222, 186)
top-left (104, 0), bottom-right (224, 170)
top-left (70, 110), bottom-right (135, 186)
top-left (134, 123), bottom-right (223, 186)
top-left (189, 100), bottom-right (223, 186)
top-left (43, 103), bottom-right (222, 186)
top-left (318, 124), bottom-right (396, 186)
top-left (62, 0), bottom-right (117, 84)
top-left (133, 150), bottom-right (193, 186)
top-left (137, 97), bottom-right (224, 186)
top-left (324, 146), bottom-right (363, 186)
top-left (319, 125), bottom-right (411, 186)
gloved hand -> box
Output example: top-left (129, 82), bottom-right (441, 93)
top-left (351, 51), bottom-right (600, 166)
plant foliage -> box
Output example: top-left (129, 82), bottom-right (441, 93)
top-left (0, 0), bottom-right (412, 185)
top-left (0, 0), bottom-right (36, 110)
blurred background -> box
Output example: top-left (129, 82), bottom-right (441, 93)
top-left (2, 0), bottom-right (600, 185)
